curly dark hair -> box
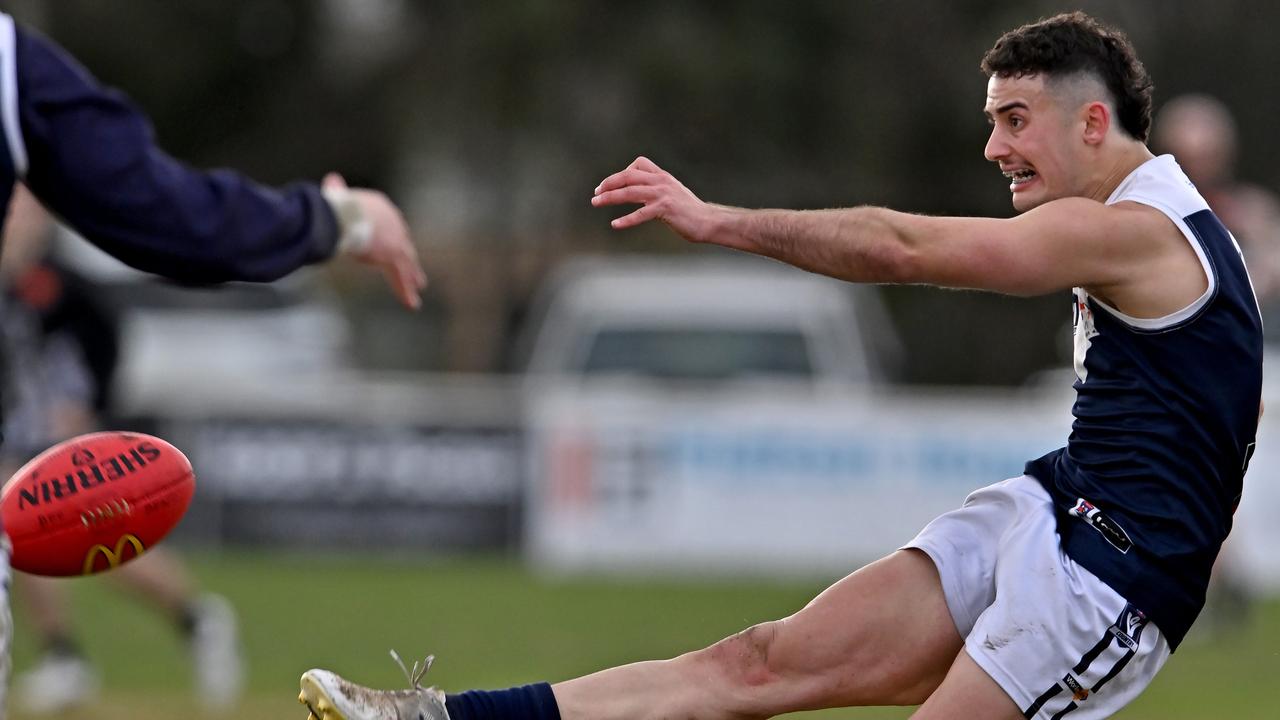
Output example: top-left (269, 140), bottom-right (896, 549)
top-left (981, 12), bottom-right (1154, 142)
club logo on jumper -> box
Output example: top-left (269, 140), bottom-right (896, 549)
top-left (1062, 673), bottom-right (1089, 703)
top-left (1072, 498), bottom-right (1132, 554)
top-left (1111, 603), bottom-right (1148, 651)
top-left (81, 533), bottom-right (146, 575)
top-left (16, 441), bottom-right (162, 511)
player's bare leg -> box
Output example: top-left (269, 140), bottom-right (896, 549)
top-left (552, 549), bottom-right (960, 720)
top-left (300, 549), bottom-right (965, 720)
top-left (909, 651), bottom-right (1021, 720)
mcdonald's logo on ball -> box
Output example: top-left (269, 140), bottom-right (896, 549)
top-left (81, 533), bottom-right (147, 575)
top-left (0, 431), bottom-right (196, 576)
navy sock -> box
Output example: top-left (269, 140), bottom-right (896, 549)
top-left (445, 683), bottom-right (560, 720)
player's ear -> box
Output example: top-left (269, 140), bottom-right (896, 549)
top-left (1082, 101), bottom-right (1111, 146)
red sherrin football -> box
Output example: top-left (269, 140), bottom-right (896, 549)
top-left (1, 431), bottom-right (195, 576)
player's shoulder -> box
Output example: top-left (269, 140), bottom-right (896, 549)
top-left (1028, 195), bottom-right (1170, 240)
top-left (1100, 198), bottom-right (1179, 227)
top-left (1104, 200), bottom-right (1193, 255)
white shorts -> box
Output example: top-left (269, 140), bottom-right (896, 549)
top-left (905, 476), bottom-right (1171, 719)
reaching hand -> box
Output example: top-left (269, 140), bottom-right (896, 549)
top-left (323, 173), bottom-right (427, 310)
top-left (592, 156), bottom-right (719, 243)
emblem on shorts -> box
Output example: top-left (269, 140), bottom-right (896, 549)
top-left (1112, 603), bottom-right (1148, 651)
top-left (1072, 498), bottom-right (1133, 554)
top-left (1063, 673), bottom-right (1089, 702)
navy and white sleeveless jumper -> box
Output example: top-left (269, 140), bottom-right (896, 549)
top-left (1026, 154), bottom-right (1264, 650)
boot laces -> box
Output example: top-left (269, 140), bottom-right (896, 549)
top-left (389, 649), bottom-right (435, 691)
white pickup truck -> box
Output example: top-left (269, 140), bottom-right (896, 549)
top-left (519, 256), bottom-right (899, 389)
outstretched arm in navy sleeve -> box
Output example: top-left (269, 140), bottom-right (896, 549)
top-left (6, 22), bottom-right (424, 305)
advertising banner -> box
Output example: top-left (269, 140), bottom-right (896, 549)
top-left (525, 385), bottom-right (1072, 574)
top-left (526, 382), bottom-right (1280, 592)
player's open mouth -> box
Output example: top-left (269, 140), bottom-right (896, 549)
top-left (1003, 168), bottom-right (1038, 190)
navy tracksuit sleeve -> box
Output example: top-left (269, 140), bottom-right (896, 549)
top-left (13, 24), bottom-right (339, 284)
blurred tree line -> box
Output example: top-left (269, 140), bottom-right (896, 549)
top-left (10, 0), bottom-right (1280, 384)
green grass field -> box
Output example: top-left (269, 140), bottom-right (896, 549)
top-left (9, 550), bottom-right (1277, 719)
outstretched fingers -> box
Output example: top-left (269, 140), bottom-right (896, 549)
top-left (384, 242), bottom-right (426, 310)
top-left (610, 204), bottom-right (664, 230)
top-left (593, 156), bottom-right (713, 240)
top-left (324, 173), bottom-right (427, 311)
top-left (592, 165), bottom-right (670, 229)
top-left (594, 168), bottom-right (662, 197)
top-left (591, 183), bottom-right (660, 210)
top-left (385, 262), bottom-right (424, 310)
top-left (629, 155), bottom-right (664, 173)
top-left (355, 188), bottom-right (426, 310)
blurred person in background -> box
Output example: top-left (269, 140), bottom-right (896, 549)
top-left (0, 185), bottom-right (244, 714)
top-left (1153, 93), bottom-right (1277, 635)
top-left (0, 10), bottom-right (425, 718)
top-left (1154, 94), bottom-right (1280, 329)
top-left (302, 12), bottom-right (1262, 720)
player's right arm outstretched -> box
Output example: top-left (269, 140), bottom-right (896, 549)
top-left (592, 156), bottom-right (1201, 317)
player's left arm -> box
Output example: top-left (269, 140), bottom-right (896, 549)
top-left (593, 156), bottom-right (1176, 299)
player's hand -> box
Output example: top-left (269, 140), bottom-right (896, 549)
top-left (592, 156), bottom-right (720, 243)
top-left (323, 173), bottom-right (427, 310)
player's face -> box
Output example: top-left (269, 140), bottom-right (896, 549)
top-left (983, 74), bottom-right (1081, 212)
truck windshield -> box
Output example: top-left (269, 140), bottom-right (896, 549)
top-left (580, 328), bottom-right (813, 381)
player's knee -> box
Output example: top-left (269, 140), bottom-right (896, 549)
top-left (702, 622), bottom-right (783, 690)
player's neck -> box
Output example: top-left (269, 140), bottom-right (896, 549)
top-left (1083, 143), bottom-right (1156, 203)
